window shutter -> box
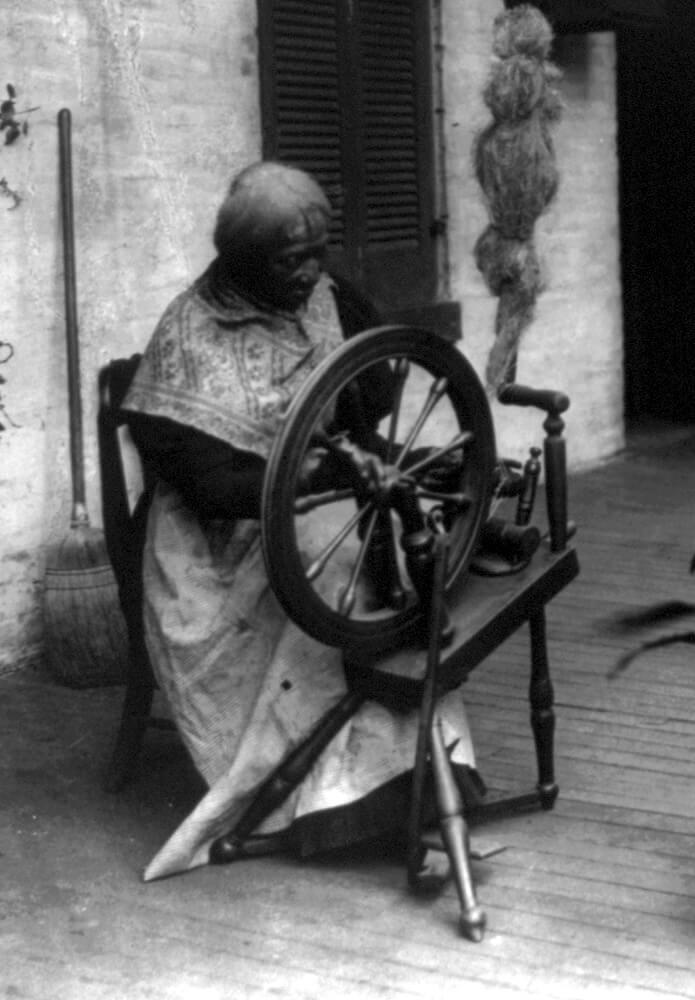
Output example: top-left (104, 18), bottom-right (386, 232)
top-left (360, 0), bottom-right (422, 247)
top-left (261, 0), bottom-right (346, 248)
top-left (258, 0), bottom-right (437, 314)
top-left (356, 0), bottom-right (436, 308)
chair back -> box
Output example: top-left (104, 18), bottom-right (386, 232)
top-left (97, 355), bottom-right (153, 645)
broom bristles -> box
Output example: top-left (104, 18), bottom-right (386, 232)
top-left (43, 524), bottom-right (128, 688)
top-left (45, 523), bottom-right (109, 570)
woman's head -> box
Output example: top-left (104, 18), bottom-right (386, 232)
top-left (213, 161), bottom-right (331, 310)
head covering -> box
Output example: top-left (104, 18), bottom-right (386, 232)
top-left (213, 161), bottom-right (331, 261)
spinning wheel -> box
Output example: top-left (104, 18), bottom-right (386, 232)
top-left (261, 326), bottom-right (497, 654)
top-left (99, 331), bottom-right (578, 944)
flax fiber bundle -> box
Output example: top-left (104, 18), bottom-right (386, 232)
top-left (43, 109), bottom-right (127, 688)
top-left (474, 4), bottom-right (562, 390)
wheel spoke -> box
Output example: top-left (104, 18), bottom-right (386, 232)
top-left (400, 430), bottom-right (474, 479)
top-left (415, 488), bottom-right (472, 509)
top-left (384, 357), bottom-right (410, 463)
top-left (305, 500), bottom-right (375, 582)
top-left (294, 488), bottom-right (355, 514)
top-left (395, 377), bottom-right (449, 468)
top-left (338, 507), bottom-right (380, 616)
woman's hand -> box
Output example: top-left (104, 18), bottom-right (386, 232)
top-left (403, 446), bottom-right (464, 492)
top-left (296, 446), bottom-right (332, 494)
top-left (296, 440), bottom-right (386, 495)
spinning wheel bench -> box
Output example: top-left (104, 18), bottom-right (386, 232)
top-left (344, 536), bottom-right (578, 936)
top-left (346, 537), bottom-right (578, 810)
top-left (98, 326), bottom-right (578, 943)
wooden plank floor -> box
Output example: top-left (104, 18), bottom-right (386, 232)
top-left (4, 425), bottom-right (695, 1000)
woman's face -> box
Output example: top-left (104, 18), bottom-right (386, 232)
top-left (257, 214), bottom-right (329, 311)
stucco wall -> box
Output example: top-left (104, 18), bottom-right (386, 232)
top-left (0, 1), bottom-right (261, 672)
top-left (443, 6), bottom-right (624, 471)
top-left (0, 0), bottom-right (623, 674)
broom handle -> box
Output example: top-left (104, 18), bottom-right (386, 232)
top-left (58, 108), bottom-right (88, 524)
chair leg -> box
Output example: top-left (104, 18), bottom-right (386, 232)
top-left (103, 659), bottom-right (155, 793)
top-left (430, 716), bottom-right (486, 942)
top-left (529, 608), bottom-right (558, 809)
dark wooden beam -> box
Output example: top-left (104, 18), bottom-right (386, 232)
top-left (504, 0), bottom-right (668, 33)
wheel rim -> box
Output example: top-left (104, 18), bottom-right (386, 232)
top-left (261, 326), bottom-right (496, 653)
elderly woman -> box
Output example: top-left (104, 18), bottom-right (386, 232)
top-left (123, 162), bottom-right (483, 881)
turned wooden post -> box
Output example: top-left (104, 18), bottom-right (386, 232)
top-left (516, 446), bottom-right (541, 527)
top-left (529, 608), bottom-right (558, 810)
top-left (430, 717), bottom-right (486, 941)
top-left (542, 404), bottom-right (569, 552)
top-left (496, 384), bottom-right (570, 552)
top-left (406, 531), bottom-right (450, 881)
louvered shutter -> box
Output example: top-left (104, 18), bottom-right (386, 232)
top-left (357, 0), bottom-right (436, 308)
top-left (258, 0), bottom-right (437, 313)
top-left (260, 0), bottom-right (346, 248)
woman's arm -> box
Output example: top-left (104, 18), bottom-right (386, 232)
top-left (127, 412), bottom-right (266, 520)
top-left (127, 412), bottom-right (357, 520)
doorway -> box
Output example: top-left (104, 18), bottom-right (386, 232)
top-left (617, 15), bottom-right (695, 424)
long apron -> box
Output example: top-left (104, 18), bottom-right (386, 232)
top-left (142, 482), bottom-right (478, 881)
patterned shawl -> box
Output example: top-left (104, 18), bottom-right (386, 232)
top-left (122, 269), bottom-right (343, 458)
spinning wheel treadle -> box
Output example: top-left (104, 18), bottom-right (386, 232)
top-left (261, 326), bottom-right (497, 654)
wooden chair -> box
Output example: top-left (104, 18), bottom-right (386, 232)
top-left (97, 355), bottom-right (173, 793)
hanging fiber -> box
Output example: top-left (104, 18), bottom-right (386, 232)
top-left (491, 4), bottom-right (554, 60)
top-left (473, 3), bottom-right (562, 391)
top-left (473, 228), bottom-right (542, 298)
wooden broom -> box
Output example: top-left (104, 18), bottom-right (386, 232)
top-left (43, 108), bottom-right (128, 688)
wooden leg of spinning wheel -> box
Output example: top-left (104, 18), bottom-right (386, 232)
top-left (210, 690), bottom-right (364, 864)
top-left (529, 608), bottom-right (558, 810)
top-left (406, 534), bottom-right (449, 887)
top-left (431, 717), bottom-right (486, 942)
